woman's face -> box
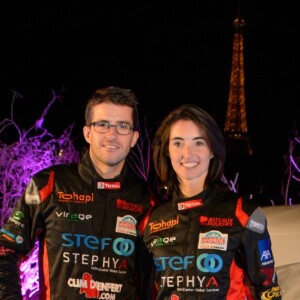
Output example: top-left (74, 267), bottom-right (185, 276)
top-left (168, 119), bottom-right (213, 185)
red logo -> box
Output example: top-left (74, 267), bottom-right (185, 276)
top-left (199, 216), bottom-right (233, 226)
top-left (116, 199), bottom-right (144, 213)
top-left (0, 246), bottom-right (15, 256)
top-left (97, 182), bottom-right (121, 190)
top-left (177, 199), bottom-right (203, 210)
top-left (79, 272), bottom-right (99, 298)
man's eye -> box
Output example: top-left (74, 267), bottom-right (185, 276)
top-left (98, 122), bottom-right (109, 127)
top-left (119, 123), bottom-right (127, 129)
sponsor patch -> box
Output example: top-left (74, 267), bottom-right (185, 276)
top-left (260, 286), bottom-right (281, 299)
top-left (258, 239), bottom-right (274, 266)
top-left (115, 215), bottom-right (137, 236)
top-left (198, 230), bottom-right (228, 251)
top-left (58, 191), bottom-right (94, 204)
top-left (25, 180), bottom-right (41, 204)
top-left (97, 181), bottom-right (121, 190)
top-left (246, 207), bottom-right (265, 233)
top-left (55, 210), bottom-right (92, 222)
top-left (72, 272), bottom-right (123, 298)
top-left (177, 199), bottom-right (203, 210)
top-left (12, 211), bottom-right (25, 221)
top-left (199, 216), bottom-right (233, 227)
top-left (148, 216), bottom-right (179, 233)
top-left (116, 199), bottom-right (144, 213)
top-left (9, 212), bottom-right (25, 228)
top-left (151, 236), bottom-right (176, 247)
top-left (0, 228), bottom-right (23, 244)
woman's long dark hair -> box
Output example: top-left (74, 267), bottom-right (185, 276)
top-left (152, 104), bottom-right (226, 196)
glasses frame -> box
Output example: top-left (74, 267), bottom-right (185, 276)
top-left (89, 121), bottom-right (133, 135)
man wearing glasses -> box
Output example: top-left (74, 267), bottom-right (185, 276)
top-left (0, 86), bottom-right (157, 300)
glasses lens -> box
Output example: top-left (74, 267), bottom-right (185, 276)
top-left (116, 123), bottom-right (131, 135)
top-left (94, 122), bottom-right (109, 133)
top-left (92, 122), bottom-right (132, 135)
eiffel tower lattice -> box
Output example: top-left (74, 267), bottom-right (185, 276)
top-left (224, 16), bottom-right (252, 156)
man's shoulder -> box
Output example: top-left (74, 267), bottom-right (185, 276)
top-left (31, 162), bottom-right (78, 182)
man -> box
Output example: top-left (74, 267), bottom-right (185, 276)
top-left (0, 86), bottom-right (157, 299)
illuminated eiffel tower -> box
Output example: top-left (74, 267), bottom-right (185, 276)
top-left (224, 16), bottom-right (252, 156)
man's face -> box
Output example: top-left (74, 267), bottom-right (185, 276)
top-left (83, 102), bottom-right (139, 178)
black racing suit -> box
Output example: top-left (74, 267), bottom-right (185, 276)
top-left (141, 188), bottom-right (282, 300)
top-left (0, 150), bottom-right (157, 300)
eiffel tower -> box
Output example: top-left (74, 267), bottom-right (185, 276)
top-left (224, 16), bottom-right (252, 156)
top-left (224, 15), bottom-right (255, 194)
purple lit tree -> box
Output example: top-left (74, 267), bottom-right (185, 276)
top-left (0, 90), bottom-right (80, 299)
top-left (282, 132), bottom-right (300, 205)
top-left (127, 117), bottom-right (152, 181)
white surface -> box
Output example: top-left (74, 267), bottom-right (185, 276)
top-left (262, 204), bottom-right (300, 300)
top-left (275, 263), bottom-right (300, 300)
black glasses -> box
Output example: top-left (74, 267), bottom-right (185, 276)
top-left (89, 121), bottom-right (133, 135)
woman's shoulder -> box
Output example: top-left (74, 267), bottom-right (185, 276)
top-left (148, 200), bottom-right (174, 219)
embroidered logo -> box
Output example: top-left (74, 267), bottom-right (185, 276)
top-left (115, 215), bottom-right (137, 236)
top-left (116, 199), bottom-right (144, 213)
top-left (199, 216), bottom-right (233, 227)
top-left (58, 192), bottom-right (94, 204)
top-left (177, 199), bottom-right (203, 210)
top-left (97, 182), bottom-right (121, 190)
top-left (198, 230), bottom-right (228, 251)
top-left (148, 217), bottom-right (179, 233)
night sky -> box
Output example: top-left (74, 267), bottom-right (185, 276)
top-left (1, 1), bottom-right (299, 200)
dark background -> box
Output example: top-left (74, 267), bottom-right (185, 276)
top-left (1, 1), bottom-right (299, 202)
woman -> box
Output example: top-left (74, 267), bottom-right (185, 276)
top-left (142, 104), bottom-right (281, 299)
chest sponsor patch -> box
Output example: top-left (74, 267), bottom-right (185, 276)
top-left (199, 216), bottom-right (233, 227)
top-left (97, 181), bottom-right (121, 190)
top-left (198, 230), bottom-right (228, 251)
top-left (70, 272), bottom-right (123, 298)
top-left (148, 216), bottom-right (179, 233)
top-left (115, 215), bottom-right (137, 236)
top-left (177, 199), bottom-right (203, 210)
top-left (116, 199), bottom-right (144, 213)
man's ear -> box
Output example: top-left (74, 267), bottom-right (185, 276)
top-left (130, 131), bottom-right (139, 148)
top-left (83, 126), bottom-right (91, 144)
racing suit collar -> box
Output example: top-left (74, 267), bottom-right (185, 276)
top-left (172, 188), bottom-right (212, 213)
top-left (78, 149), bottom-right (127, 185)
